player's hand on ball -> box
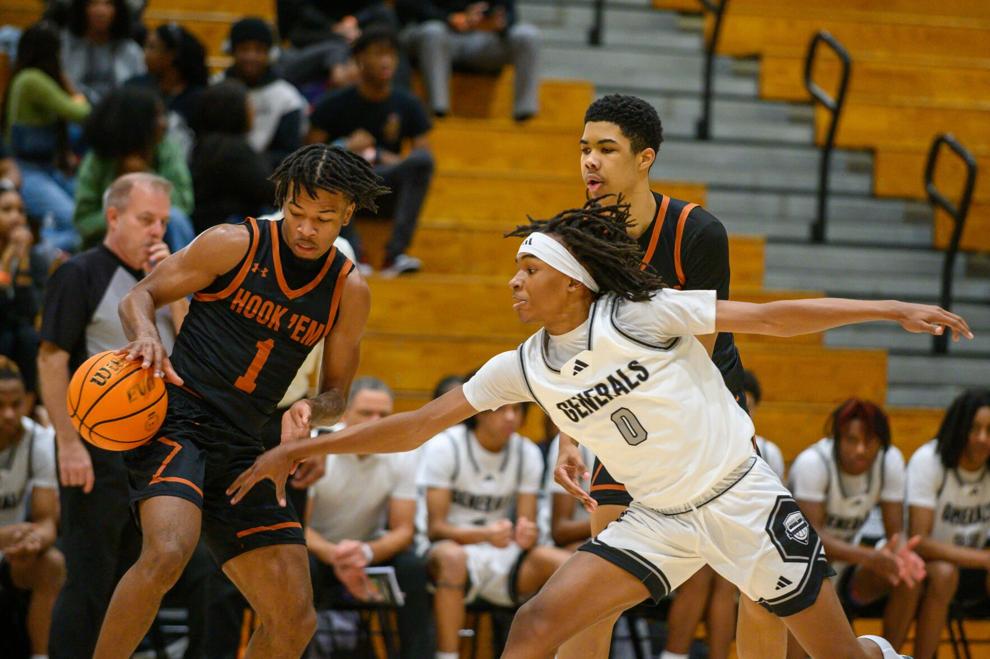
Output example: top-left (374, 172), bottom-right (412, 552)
top-left (895, 302), bottom-right (973, 341)
top-left (554, 434), bottom-right (596, 513)
top-left (486, 519), bottom-right (513, 548)
top-left (227, 445), bottom-right (294, 506)
top-left (57, 436), bottom-right (95, 493)
top-left (118, 336), bottom-right (183, 385)
top-left (515, 516), bottom-right (538, 550)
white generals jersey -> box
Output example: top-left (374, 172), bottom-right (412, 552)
top-left (789, 438), bottom-right (905, 543)
top-left (516, 293), bottom-right (754, 511)
top-left (0, 418), bottom-right (57, 527)
top-left (418, 425), bottom-right (543, 529)
top-left (907, 439), bottom-right (990, 548)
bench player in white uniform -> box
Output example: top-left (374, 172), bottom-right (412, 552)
top-left (0, 357), bottom-right (64, 659)
top-left (418, 401), bottom-right (570, 659)
top-left (788, 399), bottom-right (921, 656)
top-left (905, 389), bottom-right (990, 659)
top-left (230, 201), bottom-right (972, 658)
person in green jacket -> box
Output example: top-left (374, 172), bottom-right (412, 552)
top-left (1, 21), bottom-right (91, 253)
top-left (73, 86), bottom-right (195, 250)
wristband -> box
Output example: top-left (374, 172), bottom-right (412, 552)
top-left (361, 542), bottom-right (374, 564)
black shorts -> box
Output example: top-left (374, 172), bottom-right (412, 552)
top-left (125, 386), bottom-right (304, 565)
top-left (591, 389), bottom-right (749, 507)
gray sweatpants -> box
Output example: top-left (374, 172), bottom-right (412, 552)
top-left (403, 20), bottom-right (541, 118)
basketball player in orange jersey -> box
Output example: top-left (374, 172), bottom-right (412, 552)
top-left (555, 94), bottom-right (766, 659)
top-left (91, 145), bottom-right (389, 659)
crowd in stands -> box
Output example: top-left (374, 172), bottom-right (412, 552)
top-left (2, 3), bottom-right (989, 659)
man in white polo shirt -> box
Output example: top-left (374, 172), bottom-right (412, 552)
top-left (306, 376), bottom-right (431, 659)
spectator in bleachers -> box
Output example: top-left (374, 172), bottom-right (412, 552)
top-left (906, 388), bottom-right (990, 659)
top-left (0, 180), bottom-right (49, 411)
top-left (276, 0), bottom-right (400, 94)
top-left (189, 80), bottom-right (275, 235)
top-left (308, 25), bottom-right (434, 275)
top-left (217, 17), bottom-right (308, 171)
top-left (72, 86), bottom-right (195, 251)
top-left (0, 357), bottom-right (64, 659)
top-left (789, 399), bottom-right (921, 656)
top-left (126, 23), bottom-right (208, 160)
top-left (398, 0), bottom-right (540, 121)
top-left (541, 434), bottom-right (593, 550)
top-left (1, 22), bottom-right (90, 253)
top-left (37, 172), bottom-right (186, 658)
top-left (60, 0), bottom-right (145, 105)
top-left (419, 401), bottom-right (569, 659)
top-left (306, 377), bottom-right (432, 659)
top-left (743, 369), bottom-right (785, 479)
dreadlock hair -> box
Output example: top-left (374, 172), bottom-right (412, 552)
top-left (828, 399), bottom-right (891, 464)
top-left (271, 144), bottom-right (391, 213)
top-left (584, 94), bottom-right (663, 155)
top-left (505, 197), bottom-right (666, 302)
top-left (935, 388), bottom-right (990, 469)
top-left (0, 356), bottom-right (23, 384)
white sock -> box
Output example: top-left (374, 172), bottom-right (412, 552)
top-left (437, 652), bottom-right (459, 659)
top-left (859, 635), bottom-right (902, 658)
top-left (660, 653), bottom-right (689, 659)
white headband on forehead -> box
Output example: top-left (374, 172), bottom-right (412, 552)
top-left (517, 232), bottom-right (600, 293)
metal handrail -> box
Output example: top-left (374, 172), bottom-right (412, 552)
top-left (805, 30), bottom-right (851, 243)
top-left (925, 134), bottom-right (978, 354)
top-left (589, 0), bottom-right (606, 46)
top-left (696, 0), bottom-right (729, 140)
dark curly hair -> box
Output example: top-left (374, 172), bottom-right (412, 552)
top-left (936, 388), bottom-right (990, 469)
top-left (828, 399), bottom-right (892, 458)
top-left (505, 197), bottom-right (666, 302)
top-left (85, 86), bottom-right (162, 159)
top-left (584, 94), bottom-right (664, 155)
top-left (153, 23), bottom-right (209, 87)
top-left (66, 0), bottom-right (133, 41)
top-left (271, 145), bottom-right (391, 212)
top-left (191, 80), bottom-right (249, 135)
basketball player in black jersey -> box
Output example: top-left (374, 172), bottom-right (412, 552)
top-left (555, 95), bottom-right (777, 659)
top-left (91, 145), bottom-right (389, 659)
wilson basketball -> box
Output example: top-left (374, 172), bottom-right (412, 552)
top-left (67, 351), bottom-right (167, 451)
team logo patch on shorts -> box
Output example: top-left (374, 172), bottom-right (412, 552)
top-left (766, 495), bottom-right (817, 563)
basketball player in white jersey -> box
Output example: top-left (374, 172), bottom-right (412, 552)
top-left (788, 399), bottom-right (921, 657)
top-left (905, 388), bottom-right (990, 659)
top-left (230, 201), bottom-right (972, 658)
top-left (418, 402), bottom-right (570, 659)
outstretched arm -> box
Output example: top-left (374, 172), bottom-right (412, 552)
top-left (228, 387), bottom-right (478, 505)
top-left (715, 298), bottom-right (972, 340)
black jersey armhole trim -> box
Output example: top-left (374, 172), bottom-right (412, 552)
top-left (517, 344), bottom-right (549, 416)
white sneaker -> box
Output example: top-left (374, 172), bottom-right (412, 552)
top-left (859, 635), bottom-right (912, 658)
top-left (381, 253), bottom-right (422, 277)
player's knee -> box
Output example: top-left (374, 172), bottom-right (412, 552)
top-left (260, 594), bottom-right (316, 645)
top-left (429, 541), bottom-right (467, 583)
top-left (140, 538), bottom-right (194, 589)
top-left (37, 546), bottom-right (66, 591)
top-left (512, 595), bottom-right (556, 643)
top-left (924, 560), bottom-right (959, 598)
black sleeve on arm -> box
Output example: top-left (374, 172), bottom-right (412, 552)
top-left (39, 261), bottom-right (91, 354)
top-left (679, 207), bottom-right (731, 300)
top-left (403, 95), bottom-right (433, 140)
top-left (266, 109), bottom-right (304, 170)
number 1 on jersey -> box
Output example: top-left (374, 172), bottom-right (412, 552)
top-left (234, 338), bottom-right (274, 394)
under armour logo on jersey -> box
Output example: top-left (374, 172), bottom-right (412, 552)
top-left (572, 359), bottom-right (589, 375)
top-left (251, 263), bottom-right (269, 277)
top-left (775, 576), bottom-right (793, 591)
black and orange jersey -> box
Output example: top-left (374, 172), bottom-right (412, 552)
top-left (637, 191), bottom-right (745, 397)
top-left (169, 218), bottom-right (353, 435)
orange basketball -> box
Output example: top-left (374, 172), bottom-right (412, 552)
top-left (66, 350), bottom-right (167, 451)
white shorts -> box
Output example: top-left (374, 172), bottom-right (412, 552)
top-left (582, 457), bottom-right (832, 617)
top-left (464, 543), bottom-right (525, 607)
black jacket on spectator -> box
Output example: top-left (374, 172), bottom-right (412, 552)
top-left (310, 86), bottom-right (431, 154)
top-left (277, 0), bottom-right (398, 47)
top-left (190, 134), bottom-right (275, 234)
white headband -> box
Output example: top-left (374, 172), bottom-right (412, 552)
top-left (517, 233), bottom-right (600, 292)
